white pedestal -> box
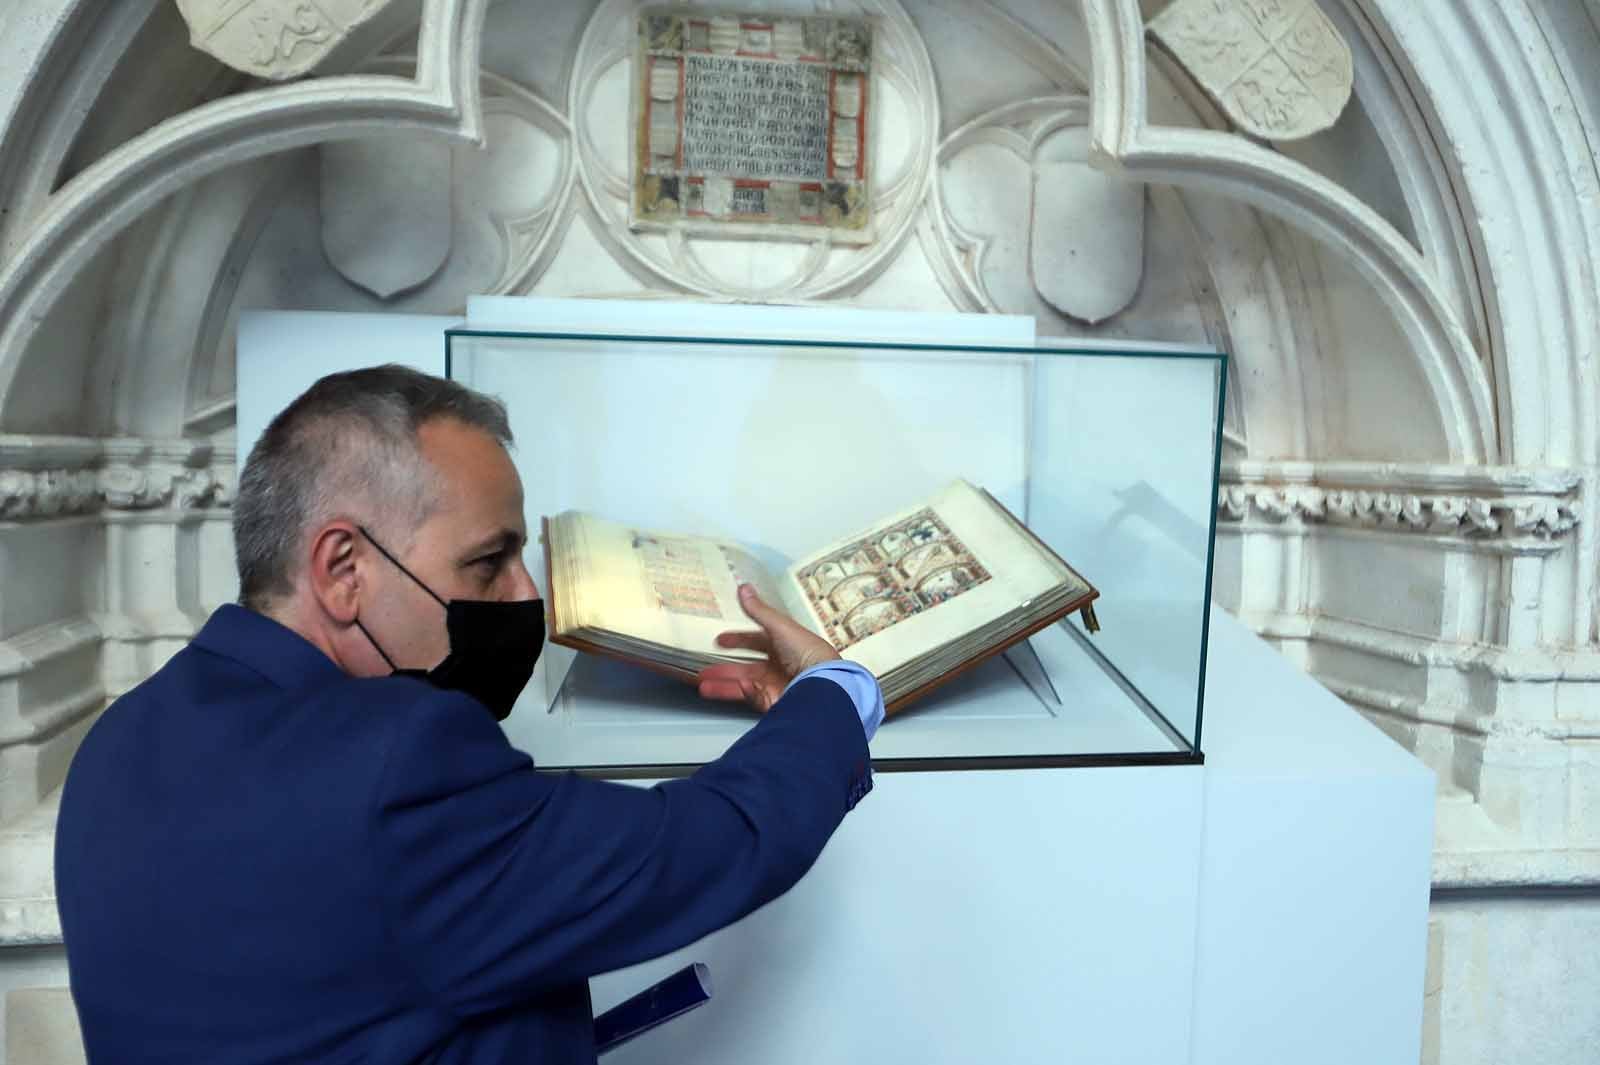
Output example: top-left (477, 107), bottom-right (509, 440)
top-left (588, 606), bottom-right (1434, 1065)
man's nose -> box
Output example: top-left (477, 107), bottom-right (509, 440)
top-left (509, 555), bottom-right (540, 601)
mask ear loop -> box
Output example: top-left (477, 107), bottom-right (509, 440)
top-left (357, 525), bottom-right (449, 608)
top-left (355, 617), bottom-right (402, 671)
top-left (354, 525), bottom-right (448, 672)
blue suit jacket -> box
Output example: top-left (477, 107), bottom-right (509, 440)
top-left (56, 605), bottom-right (871, 1063)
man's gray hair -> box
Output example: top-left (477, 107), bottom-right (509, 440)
top-left (234, 364), bottom-right (513, 611)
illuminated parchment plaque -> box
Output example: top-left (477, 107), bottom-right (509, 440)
top-left (631, 6), bottom-right (874, 242)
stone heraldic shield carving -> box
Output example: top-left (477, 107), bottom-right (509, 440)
top-left (630, 5), bottom-right (874, 243)
top-left (1147, 0), bottom-right (1353, 140)
top-left (174, 0), bottom-right (398, 81)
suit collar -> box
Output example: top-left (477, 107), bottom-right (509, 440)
top-left (192, 604), bottom-right (348, 691)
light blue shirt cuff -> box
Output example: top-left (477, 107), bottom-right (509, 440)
top-left (784, 660), bottom-right (884, 743)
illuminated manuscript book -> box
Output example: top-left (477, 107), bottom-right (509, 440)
top-left (543, 480), bottom-right (1099, 714)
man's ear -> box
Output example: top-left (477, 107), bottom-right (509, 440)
top-left (307, 522), bottom-right (362, 624)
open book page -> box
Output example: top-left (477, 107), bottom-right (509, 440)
top-left (783, 480), bottom-right (1086, 677)
top-left (554, 511), bottom-right (789, 658)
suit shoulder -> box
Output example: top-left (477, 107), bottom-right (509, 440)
top-left (297, 674), bottom-right (503, 746)
top-left (317, 675), bottom-right (524, 763)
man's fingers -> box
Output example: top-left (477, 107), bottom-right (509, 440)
top-left (698, 676), bottom-right (752, 702)
top-left (714, 629), bottom-right (770, 652)
top-left (697, 666), bottom-right (775, 711)
top-left (735, 584), bottom-right (790, 632)
top-left (698, 662), bottom-right (768, 697)
top-left (734, 584), bottom-right (840, 677)
top-left (699, 661), bottom-right (756, 683)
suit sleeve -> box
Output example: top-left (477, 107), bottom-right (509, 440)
top-left (372, 676), bottom-right (871, 1017)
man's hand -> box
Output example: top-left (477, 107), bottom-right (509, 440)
top-left (697, 584), bottom-right (840, 711)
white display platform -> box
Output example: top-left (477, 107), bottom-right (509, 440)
top-left (589, 606), bottom-right (1435, 1065)
top-left (515, 623), bottom-right (1178, 769)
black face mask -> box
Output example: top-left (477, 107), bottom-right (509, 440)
top-left (355, 526), bottom-right (544, 721)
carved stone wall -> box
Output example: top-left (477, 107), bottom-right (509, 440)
top-left (0, 1), bottom-right (1597, 1062)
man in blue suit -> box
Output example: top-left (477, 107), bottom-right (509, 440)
top-left (55, 365), bottom-right (881, 1063)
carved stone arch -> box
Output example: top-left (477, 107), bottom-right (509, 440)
top-left (1342, 6), bottom-right (1600, 665)
top-left (159, 59), bottom-right (581, 440)
top-left (0, 0), bottom-right (165, 257)
top-left (1344, 0), bottom-right (1600, 648)
top-left (1105, 0), bottom-right (1598, 649)
top-left (1316, 0), bottom-right (1491, 360)
top-left (1348, 1), bottom-right (1600, 469)
top-left (95, 157), bottom-right (299, 440)
top-left (1081, 0), bottom-right (1499, 465)
top-left (923, 91), bottom-right (1338, 469)
top-left (0, 0), bottom-right (492, 426)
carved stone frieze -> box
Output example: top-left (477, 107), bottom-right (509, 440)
top-left (100, 466), bottom-right (234, 511)
top-left (1218, 464), bottom-right (1582, 541)
top-left (1147, 0), bottom-right (1354, 140)
top-left (0, 438), bottom-right (234, 519)
top-left (0, 470), bottom-right (101, 518)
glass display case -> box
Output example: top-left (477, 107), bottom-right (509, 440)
top-left (447, 325), bottom-right (1225, 772)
